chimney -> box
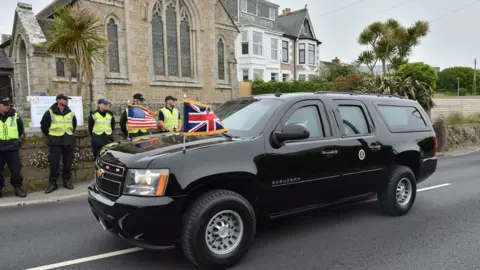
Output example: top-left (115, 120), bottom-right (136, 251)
top-left (1, 34), bottom-right (11, 44)
top-left (332, 57), bottom-right (340, 64)
top-left (282, 8), bottom-right (291, 15)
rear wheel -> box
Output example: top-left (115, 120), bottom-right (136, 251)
top-left (378, 165), bottom-right (417, 216)
top-left (181, 190), bottom-right (256, 269)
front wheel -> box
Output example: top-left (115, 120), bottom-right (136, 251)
top-left (378, 165), bottom-right (417, 216)
top-left (181, 190), bottom-right (256, 269)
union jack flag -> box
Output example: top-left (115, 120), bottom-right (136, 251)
top-left (127, 105), bottom-right (157, 131)
top-left (183, 99), bottom-right (228, 136)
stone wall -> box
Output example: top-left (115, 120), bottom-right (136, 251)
top-left (433, 121), bottom-right (480, 152)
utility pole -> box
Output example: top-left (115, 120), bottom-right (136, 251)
top-left (474, 58), bottom-right (477, 95)
top-left (457, 77), bottom-right (460, 96)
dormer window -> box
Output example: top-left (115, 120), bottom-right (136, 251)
top-left (240, 0), bottom-right (257, 15)
top-left (269, 7), bottom-right (275, 20)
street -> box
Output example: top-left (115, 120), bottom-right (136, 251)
top-left (1, 152), bottom-right (480, 270)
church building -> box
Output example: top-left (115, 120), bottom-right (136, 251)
top-left (0, 0), bottom-right (239, 104)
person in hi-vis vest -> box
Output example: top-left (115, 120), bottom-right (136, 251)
top-left (158, 96), bottom-right (182, 132)
top-left (120, 93), bottom-right (149, 139)
top-left (88, 98), bottom-right (115, 159)
top-left (40, 94), bottom-right (77, 194)
top-left (0, 96), bottom-right (27, 198)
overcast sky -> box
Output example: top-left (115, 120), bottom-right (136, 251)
top-left (1, 0), bottom-right (478, 69)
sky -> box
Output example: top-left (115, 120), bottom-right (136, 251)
top-left (0, 0), bottom-right (479, 70)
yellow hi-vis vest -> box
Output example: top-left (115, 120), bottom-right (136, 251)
top-left (48, 109), bottom-right (74, 136)
top-left (125, 108), bottom-right (148, 134)
top-left (160, 107), bottom-right (179, 130)
top-left (92, 112), bottom-right (113, 135)
top-left (0, 113), bottom-right (19, 140)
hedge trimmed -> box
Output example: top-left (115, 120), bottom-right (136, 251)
top-left (252, 79), bottom-right (332, 95)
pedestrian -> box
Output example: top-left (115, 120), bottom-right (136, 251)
top-left (158, 96), bottom-right (182, 132)
top-left (40, 94), bottom-right (77, 194)
top-left (0, 97), bottom-right (27, 198)
top-left (120, 93), bottom-right (149, 139)
top-left (88, 98), bottom-right (115, 159)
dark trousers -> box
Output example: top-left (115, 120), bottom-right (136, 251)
top-left (48, 145), bottom-right (74, 183)
top-left (0, 150), bottom-right (23, 189)
top-left (91, 136), bottom-right (113, 159)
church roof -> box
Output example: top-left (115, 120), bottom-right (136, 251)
top-left (0, 49), bottom-right (13, 69)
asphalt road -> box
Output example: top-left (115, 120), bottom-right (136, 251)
top-left (1, 153), bottom-right (480, 270)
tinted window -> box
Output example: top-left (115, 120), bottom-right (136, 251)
top-left (377, 105), bottom-right (427, 130)
top-left (285, 106), bottom-right (322, 138)
top-left (215, 98), bottom-right (282, 137)
top-left (338, 105), bottom-right (369, 136)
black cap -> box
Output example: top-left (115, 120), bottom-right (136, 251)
top-left (133, 93), bottom-right (145, 101)
top-left (0, 96), bottom-right (11, 106)
top-left (165, 95), bottom-right (177, 102)
top-left (56, 94), bottom-right (71, 100)
top-left (97, 98), bottom-right (111, 105)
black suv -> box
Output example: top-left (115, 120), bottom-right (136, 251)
top-left (88, 91), bottom-right (438, 269)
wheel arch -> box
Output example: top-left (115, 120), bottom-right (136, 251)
top-left (393, 150), bottom-right (421, 180)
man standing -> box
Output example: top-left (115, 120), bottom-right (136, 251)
top-left (88, 98), bottom-right (115, 159)
top-left (0, 97), bottom-right (26, 198)
top-left (40, 94), bottom-right (77, 194)
top-left (120, 93), bottom-right (149, 139)
top-left (158, 96), bottom-right (182, 132)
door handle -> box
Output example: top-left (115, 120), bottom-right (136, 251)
top-left (321, 149), bottom-right (338, 155)
top-left (369, 142), bottom-right (382, 151)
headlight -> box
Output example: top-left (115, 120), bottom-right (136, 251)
top-left (123, 169), bottom-right (169, 196)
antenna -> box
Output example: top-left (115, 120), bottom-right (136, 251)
top-left (274, 88), bottom-right (282, 97)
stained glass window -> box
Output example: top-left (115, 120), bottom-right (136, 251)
top-left (107, 19), bottom-right (120, 72)
top-left (152, 11), bottom-right (165, 75)
top-left (180, 20), bottom-right (191, 77)
top-left (166, 5), bottom-right (178, 76)
top-left (217, 39), bottom-right (225, 80)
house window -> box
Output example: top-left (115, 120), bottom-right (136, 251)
top-left (56, 59), bottom-right (65, 77)
top-left (247, 0), bottom-right (257, 14)
top-left (299, 43), bottom-right (305, 64)
top-left (269, 7), bottom-right (275, 20)
top-left (282, 73), bottom-right (289, 81)
top-left (240, 0), bottom-right (247, 12)
top-left (107, 19), bottom-right (120, 73)
top-left (242, 69), bottom-right (249, 81)
top-left (252, 31), bottom-right (262, 56)
top-left (241, 30), bottom-right (249, 55)
top-left (308, 44), bottom-right (315, 65)
top-left (270, 38), bottom-right (278, 60)
top-left (270, 72), bottom-right (278, 81)
top-left (299, 74), bottom-right (306, 81)
top-left (282, 40), bottom-right (288, 62)
top-left (253, 69), bottom-right (263, 80)
top-left (151, 0), bottom-right (193, 77)
top-left (217, 39), bottom-right (225, 80)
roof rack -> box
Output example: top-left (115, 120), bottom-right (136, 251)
top-left (314, 90), bottom-right (406, 99)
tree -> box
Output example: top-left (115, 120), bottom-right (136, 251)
top-left (332, 74), bottom-right (364, 90)
top-left (40, 4), bottom-right (107, 102)
top-left (357, 19), bottom-right (429, 75)
top-left (437, 66), bottom-right (477, 91)
top-left (312, 64), bottom-right (360, 82)
top-left (396, 62), bottom-right (438, 89)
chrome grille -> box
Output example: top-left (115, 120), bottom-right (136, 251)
top-left (96, 158), bottom-right (125, 197)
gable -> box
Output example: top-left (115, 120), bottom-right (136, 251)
top-left (299, 19), bottom-right (314, 39)
top-left (215, 0), bottom-right (240, 32)
top-left (301, 12), bottom-right (316, 39)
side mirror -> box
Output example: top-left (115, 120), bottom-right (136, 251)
top-left (272, 123), bottom-right (310, 145)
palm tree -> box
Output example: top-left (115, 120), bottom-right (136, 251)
top-left (40, 4), bottom-right (107, 101)
top-left (355, 50), bottom-right (377, 76)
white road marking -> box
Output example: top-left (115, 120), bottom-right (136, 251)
top-left (24, 247), bottom-right (144, 270)
top-left (25, 183), bottom-right (452, 269)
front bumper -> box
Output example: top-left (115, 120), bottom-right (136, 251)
top-left (87, 182), bottom-right (186, 249)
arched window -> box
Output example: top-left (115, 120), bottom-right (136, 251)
top-left (151, 0), bottom-right (192, 78)
top-left (107, 18), bottom-right (120, 72)
top-left (217, 39), bottom-right (225, 80)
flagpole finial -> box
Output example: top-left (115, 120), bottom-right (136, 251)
top-left (274, 88), bottom-right (282, 97)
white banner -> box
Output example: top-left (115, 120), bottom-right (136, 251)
top-left (29, 96), bottom-right (84, 127)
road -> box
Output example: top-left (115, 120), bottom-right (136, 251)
top-left (1, 152), bottom-right (480, 270)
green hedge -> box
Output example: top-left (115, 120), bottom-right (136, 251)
top-left (252, 79), bottom-right (332, 95)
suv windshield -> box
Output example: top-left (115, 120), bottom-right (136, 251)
top-left (214, 97), bottom-right (283, 137)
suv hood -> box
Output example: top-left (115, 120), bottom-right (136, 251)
top-left (99, 133), bottom-right (232, 168)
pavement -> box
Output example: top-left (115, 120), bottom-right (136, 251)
top-left (0, 151), bottom-right (480, 269)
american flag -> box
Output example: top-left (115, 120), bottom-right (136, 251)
top-left (127, 105), bottom-right (158, 130)
top-left (183, 100), bottom-right (228, 136)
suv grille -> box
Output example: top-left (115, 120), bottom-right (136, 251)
top-left (96, 158), bottom-right (125, 197)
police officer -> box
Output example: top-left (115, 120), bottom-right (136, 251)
top-left (158, 96), bottom-right (182, 132)
top-left (120, 93), bottom-right (149, 139)
top-left (0, 97), bottom-right (26, 198)
top-left (88, 98), bottom-right (115, 159)
top-left (40, 94), bottom-right (77, 194)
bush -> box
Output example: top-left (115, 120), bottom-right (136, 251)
top-left (437, 112), bottom-right (480, 125)
top-left (396, 62), bottom-right (438, 89)
top-left (252, 78), bottom-right (332, 95)
top-left (332, 74), bottom-right (364, 90)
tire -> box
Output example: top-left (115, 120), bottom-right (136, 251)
top-left (377, 165), bottom-right (417, 216)
top-left (181, 189), bottom-right (256, 270)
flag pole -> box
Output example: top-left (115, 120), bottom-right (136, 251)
top-left (182, 133), bottom-right (186, 154)
top-left (182, 93), bottom-right (187, 154)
